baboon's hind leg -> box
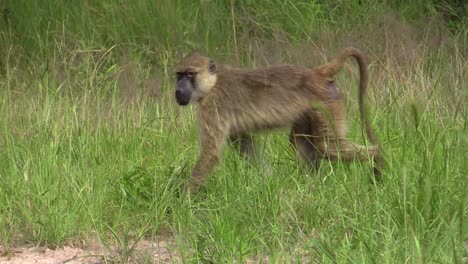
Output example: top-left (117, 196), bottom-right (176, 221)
top-left (290, 112), bottom-right (321, 170)
top-left (319, 139), bottom-right (379, 162)
top-left (313, 100), bottom-right (378, 162)
top-left (290, 100), bottom-right (378, 168)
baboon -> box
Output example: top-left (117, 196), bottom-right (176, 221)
top-left (175, 47), bottom-right (380, 194)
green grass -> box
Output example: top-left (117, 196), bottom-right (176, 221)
top-left (0, 0), bottom-right (467, 263)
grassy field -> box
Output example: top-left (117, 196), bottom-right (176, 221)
top-left (0, 1), bottom-right (466, 263)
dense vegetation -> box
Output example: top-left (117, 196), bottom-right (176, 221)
top-left (0, 1), bottom-right (466, 263)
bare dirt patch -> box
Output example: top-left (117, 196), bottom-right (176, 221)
top-left (0, 239), bottom-right (179, 264)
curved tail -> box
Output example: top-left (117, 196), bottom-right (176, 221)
top-left (318, 47), bottom-right (379, 150)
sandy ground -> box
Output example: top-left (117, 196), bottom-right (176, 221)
top-left (4, 239), bottom-right (465, 263)
top-left (0, 239), bottom-right (179, 264)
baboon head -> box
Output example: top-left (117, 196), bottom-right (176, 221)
top-left (175, 52), bottom-right (217, 105)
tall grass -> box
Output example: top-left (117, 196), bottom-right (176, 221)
top-left (0, 0), bottom-right (466, 263)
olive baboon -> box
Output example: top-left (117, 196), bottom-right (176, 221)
top-left (175, 47), bottom-right (380, 194)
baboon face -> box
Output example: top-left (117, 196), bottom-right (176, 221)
top-left (175, 52), bottom-right (217, 106)
top-left (175, 70), bottom-right (195, 105)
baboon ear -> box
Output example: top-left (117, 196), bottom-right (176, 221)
top-left (209, 60), bottom-right (216, 74)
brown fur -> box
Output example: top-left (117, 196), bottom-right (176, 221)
top-left (175, 47), bottom-right (380, 194)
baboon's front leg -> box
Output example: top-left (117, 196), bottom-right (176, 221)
top-left (231, 134), bottom-right (270, 172)
top-left (230, 135), bottom-right (254, 158)
top-left (185, 126), bottom-right (227, 194)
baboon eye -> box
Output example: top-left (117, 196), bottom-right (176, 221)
top-left (186, 72), bottom-right (196, 78)
top-left (176, 72), bottom-right (183, 80)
